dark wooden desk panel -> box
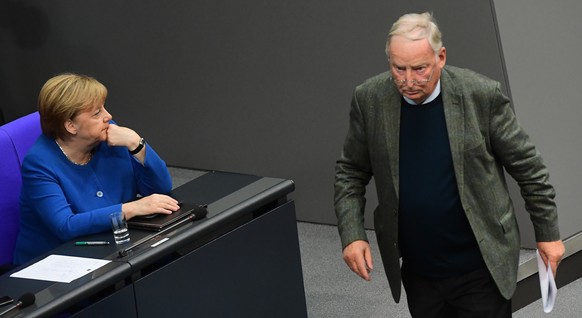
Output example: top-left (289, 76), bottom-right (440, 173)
top-left (133, 201), bottom-right (307, 318)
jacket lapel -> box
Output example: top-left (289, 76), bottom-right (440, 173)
top-left (440, 68), bottom-right (465, 197)
top-left (380, 79), bottom-right (402, 198)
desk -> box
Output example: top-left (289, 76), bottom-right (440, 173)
top-left (0, 171), bottom-right (307, 317)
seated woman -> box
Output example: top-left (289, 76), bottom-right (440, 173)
top-left (14, 73), bottom-right (180, 265)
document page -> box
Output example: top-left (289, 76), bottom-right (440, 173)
top-left (536, 250), bottom-right (557, 313)
top-left (10, 255), bottom-right (110, 283)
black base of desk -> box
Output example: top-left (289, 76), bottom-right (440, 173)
top-left (133, 200), bottom-right (306, 317)
top-left (71, 285), bottom-right (137, 318)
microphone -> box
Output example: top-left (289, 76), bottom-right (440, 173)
top-left (0, 293), bottom-right (35, 316)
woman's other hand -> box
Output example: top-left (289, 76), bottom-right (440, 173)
top-left (122, 194), bottom-right (180, 220)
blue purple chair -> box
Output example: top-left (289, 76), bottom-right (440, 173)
top-left (0, 112), bottom-right (41, 271)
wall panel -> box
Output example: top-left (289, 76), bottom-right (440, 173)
top-left (1, 0), bottom-right (508, 228)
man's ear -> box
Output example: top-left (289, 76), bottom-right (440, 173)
top-left (438, 46), bottom-right (447, 68)
top-left (64, 119), bottom-right (77, 135)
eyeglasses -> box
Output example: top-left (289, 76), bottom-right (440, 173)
top-left (390, 66), bottom-right (435, 86)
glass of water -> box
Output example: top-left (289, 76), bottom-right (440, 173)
top-left (110, 212), bottom-right (130, 245)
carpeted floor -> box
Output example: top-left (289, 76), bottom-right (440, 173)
top-left (297, 222), bottom-right (582, 318)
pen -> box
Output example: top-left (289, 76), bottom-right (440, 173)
top-left (74, 241), bottom-right (110, 246)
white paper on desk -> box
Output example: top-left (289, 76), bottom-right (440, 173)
top-left (536, 250), bottom-right (557, 313)
top-left (10, 255), bottom-right (110, 283)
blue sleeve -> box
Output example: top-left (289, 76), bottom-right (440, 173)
top-left (131, 143), bottom-right (173, 195)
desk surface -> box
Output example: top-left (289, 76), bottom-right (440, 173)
top-left (0, 170), bottom-right (294, 317)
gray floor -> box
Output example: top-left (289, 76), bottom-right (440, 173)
top-left (297, 222), bottom-right (582, 318)
top-left (168, 167), bottom-right (581, 317)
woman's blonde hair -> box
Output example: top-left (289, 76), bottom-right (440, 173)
top-left (38, 73), bottom-right (107, 139)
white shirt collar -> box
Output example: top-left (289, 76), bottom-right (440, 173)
top-left (402, 79), bottom-right (441, 105)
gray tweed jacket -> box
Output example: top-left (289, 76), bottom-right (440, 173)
top-left (334, 65), bottom-right (560, 302)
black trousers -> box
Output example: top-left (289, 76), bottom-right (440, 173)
top-left (401, 266), bottom-right (512, 318)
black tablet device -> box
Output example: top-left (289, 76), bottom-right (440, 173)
top-left (127, 202), bottom-right (208, 231)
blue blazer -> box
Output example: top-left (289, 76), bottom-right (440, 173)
top-left (14, 134), bottom-right (173, 265)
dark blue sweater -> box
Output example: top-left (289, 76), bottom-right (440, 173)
top-left (398, 95), bottom-right (485, 278)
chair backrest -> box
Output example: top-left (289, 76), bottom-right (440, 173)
top-left (0, 112), bottom-right (41, 266)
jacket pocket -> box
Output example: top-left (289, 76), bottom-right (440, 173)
top-left (464, 135), bottom-right (485, 154)
top-left (499, 209), bottom-right (515, 234)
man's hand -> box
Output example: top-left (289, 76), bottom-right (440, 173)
top-left (343, 240), bottom-right (373, 281)
top-left (537, 240), bottom-right (565, 277)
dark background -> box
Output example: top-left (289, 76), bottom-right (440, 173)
top-left (3, 0), bottom-right (578, 246)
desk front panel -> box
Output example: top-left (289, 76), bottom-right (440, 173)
top-left (133, 200), bottom-right (307, 318)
